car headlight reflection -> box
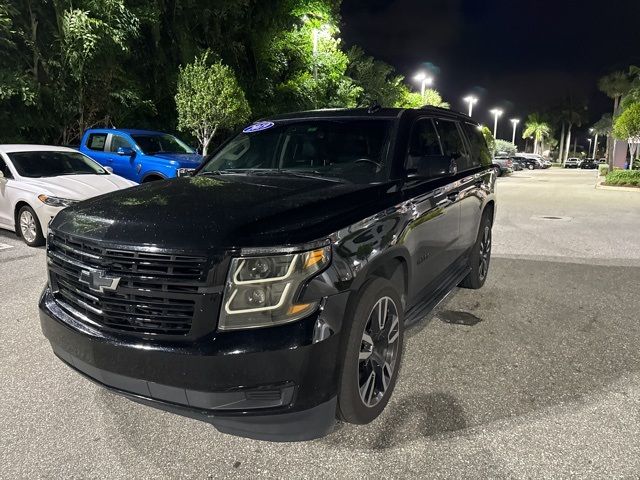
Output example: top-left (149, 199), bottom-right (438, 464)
top-left (220, 246), bottom-right (331, 331)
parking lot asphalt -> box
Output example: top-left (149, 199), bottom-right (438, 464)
top-left (2, 168), bottom-right (640, 479)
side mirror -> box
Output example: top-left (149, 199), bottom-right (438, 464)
top-left (117, 146), bottom-right (134, 157)
top-left (104, 166), bottom-right (114, 174)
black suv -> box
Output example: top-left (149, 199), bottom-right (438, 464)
top-left (39, 107), bottom-right (496, 441)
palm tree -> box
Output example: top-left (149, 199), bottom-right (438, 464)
top-left (522, 114), bottom-right (551, 155)
top-left (599, 70), bottom-right (632, 167)
top-left (591, 114), bottom-right (612, 159)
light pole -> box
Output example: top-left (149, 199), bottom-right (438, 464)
top-left (490, 109), bottom-right (503, 138)
top-left (588, 138), bottom-right (592, 157)
top-left (590, 128), bottom-right (599, 158)
top-left (310, 24), bottom-right (330, 81)
top-left (463, 96), bottom-right (478, 117)
top-left (510, 118), bottom-right (520, 145)
top-left (414, 72), bottom-right (433, 100)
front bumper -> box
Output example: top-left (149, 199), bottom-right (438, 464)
top-left (39, 288), bottom-right (350, 441)
top-left (34, 203), bottom-right (62, 236)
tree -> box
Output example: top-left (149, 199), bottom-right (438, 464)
top-left (599, 70), bottom-right (632, 166)
top-left (481, 126), bottom-right (495, 153)
top-left (522, 114), bottom-right (551, 155)
top-left (613, 102), bottom-right (640, 169)
top-left (176, 53), bottom-right (250, 155)
top-left (346, 46), bottom-right (405, 107)
top-left (397, 86), bottom-right (449, 109)
top-left (495, 139), bottom-right (517, 156)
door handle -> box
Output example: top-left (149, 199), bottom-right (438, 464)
top-left (447, 192), bottom-right (459, 201)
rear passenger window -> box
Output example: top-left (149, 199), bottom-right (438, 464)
top-left (464, 123), bottom-right (492, 167)
top-left (433, 120), bottom-right (471, 170)
top-left (87, 133), bottom-right (107, 151)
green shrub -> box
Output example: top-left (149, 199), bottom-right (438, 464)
top-left (605, 169), bottom-right (640, 186)
top-left (598, 164), bottom-right (609, 176)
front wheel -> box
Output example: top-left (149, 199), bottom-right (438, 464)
top-left (460, 212), bottom-right (492, 289)
top-left (18, 205), bottom-right (45, 247)
top-left (337, 278), bottom-right (404, 425)
top-left (528, 164), bottom-right (535, 170)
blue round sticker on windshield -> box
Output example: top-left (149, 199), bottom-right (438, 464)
top-left (243, 121), bottom-right (275, 133)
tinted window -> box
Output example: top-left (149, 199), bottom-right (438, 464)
top-left (464, 123), bottom-right (492, 167)
top-left (408, 119), bottom-right (442, 157)
top-left (110, 135), bottom-right (132, 152)
top-left (8, 151), bottom-right (107, 178)
top-left (202, 120), bottom-right (393, 184)
top-left (0, 157), bottom-right (12, 179)
top-left (87, 133), bottom-right (107, 151)
top-left (131, 134), bottom-right (194, 154)
top-left (434, 120), bottom-right (471, 170)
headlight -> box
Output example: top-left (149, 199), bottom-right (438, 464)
top-left (37, 195), bottom-right (77, 208)
top-left (219, 245), bottom-right (331, 331)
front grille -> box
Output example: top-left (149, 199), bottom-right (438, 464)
top-left (47, 233), bottom-right (212, 336)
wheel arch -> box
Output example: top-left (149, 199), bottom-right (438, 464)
top-left (141, 172), bottom-right (166, 183)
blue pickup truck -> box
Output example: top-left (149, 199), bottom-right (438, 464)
top-left (78, 129), bottom-right (203, 183)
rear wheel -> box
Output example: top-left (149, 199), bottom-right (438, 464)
top-left (18, 206), bottom-right (45, 247)
top-left (460, 212), bottom-right (492, 289)
top-left (337, 278), bottom-right (404, 424)
top-left (527, 164), bottom-right (535, 170)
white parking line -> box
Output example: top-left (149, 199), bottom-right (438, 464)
top-left (0, 243), bottom-right (14, 251)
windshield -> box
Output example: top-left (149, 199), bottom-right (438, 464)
top-left (8, 151), bottom-right (107, 178)
top-left (200, 119), bottom-right (394, 183)
top-left (131, 134), bottom-right (194, 155)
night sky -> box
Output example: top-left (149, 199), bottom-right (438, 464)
top-left (341, 0), bottom-right (640, 143)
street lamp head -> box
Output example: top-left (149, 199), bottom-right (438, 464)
top-left (414, 72), bottom-right (426, 81)
top-left (510, 118), bottom-right (520, 125)
top-left (463, 95), bottom-right (478, 104)
top-left (490, 108), bottom-right (503, 117)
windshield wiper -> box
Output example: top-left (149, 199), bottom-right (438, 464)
top-left (258, 169), bottom-right (346, 183)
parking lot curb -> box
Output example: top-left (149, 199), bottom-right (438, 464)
top-left (595, 179), bottom-right (640, 192)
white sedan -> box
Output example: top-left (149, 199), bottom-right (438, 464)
top-left (0, 145), bottom-right (136, 247)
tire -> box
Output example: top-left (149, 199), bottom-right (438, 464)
top-left (493, 166), bottom-right (501, 177)
top-left (17, 205), bottom-right (45, 247)
top-left (460, 211), bottom-right (493, 290)
top-left (337, 277), bottom-right (405, 425)
top-left (528, 164), bottom-right (535, 170)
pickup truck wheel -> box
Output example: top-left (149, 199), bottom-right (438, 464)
top-left (337, 278), bottom-right (404, 425)
top-left (459, 213), bottom-right (492, 290)
top-left (18, 206), bottom-right (45, 247)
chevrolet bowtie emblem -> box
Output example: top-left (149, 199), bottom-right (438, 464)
top-left (79, 269), bottom-right (121, 293)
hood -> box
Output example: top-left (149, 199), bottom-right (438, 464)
top-left (23, 174), bottom-right (134, 200)
top-left (148, 152), bottom-right (203, 166)
top-left (51, 174), bottom-right (397, 251)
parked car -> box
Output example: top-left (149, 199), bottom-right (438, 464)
top-left (493, 156), bottom-right (514, 176)
top-left (0, 145), bottom-right (135, 246)
top-left (580, 158), bottom-right (598, 169)
top-left (565, 157), bottom-right (581, 168)
top-left (78, 128), bottom-right (203, 183)
top-left (40, 107), bottom-right (497, 441)
top-left (513, 155), bottom-right (539, 170)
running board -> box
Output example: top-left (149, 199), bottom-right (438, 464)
top-left (404, 264), bottom-right (471, 327)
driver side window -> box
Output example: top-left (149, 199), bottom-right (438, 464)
top-left (406, 118), bottom-right (444, 177)
top-left (110, 135), bottom-right (133, 152)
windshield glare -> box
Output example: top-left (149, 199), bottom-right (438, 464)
top-left (8, 151), bottom-right (107, 178)
top-left (132, 134), bottom-right (194, 155)
top-left (200, 120), bottom-right (393, 183)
